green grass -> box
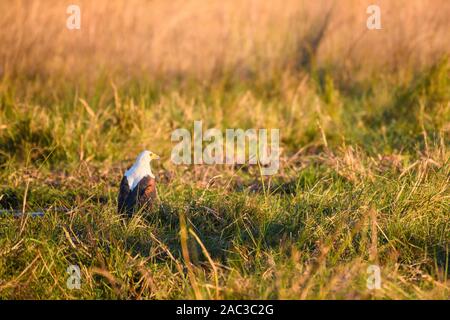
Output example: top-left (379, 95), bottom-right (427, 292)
top-left (0, 60), bottom-right (449, 299)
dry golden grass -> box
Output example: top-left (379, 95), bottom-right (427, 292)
top-left (1, 0), bottom-right (449, 81)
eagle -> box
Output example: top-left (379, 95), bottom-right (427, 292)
top-left (118, 150), bottom-right (160, 216)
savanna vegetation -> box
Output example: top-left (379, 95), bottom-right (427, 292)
top-left (0, 0), bottom-right (449, 299)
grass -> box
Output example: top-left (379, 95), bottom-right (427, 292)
top-left (0, 0), bottom-right (449, 300)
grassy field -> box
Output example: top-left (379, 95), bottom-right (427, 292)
top-left (0, 0), bottom-right (449, 299)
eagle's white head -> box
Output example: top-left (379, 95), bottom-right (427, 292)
top-left (124, 150), bottom-right (160, 190)
top-left (135, 150), bottom-right (160, 165)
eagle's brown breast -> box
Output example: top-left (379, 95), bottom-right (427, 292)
top-left (118, 175), bottom-right (157, 216)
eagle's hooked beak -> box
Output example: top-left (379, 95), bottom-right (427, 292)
top-left (150, 153), bottom-right (160, 161)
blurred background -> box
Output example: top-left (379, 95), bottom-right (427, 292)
top-left (1, 0), bottom-right (449, 83)
top-left (0, 0), bottom-right (449, 164)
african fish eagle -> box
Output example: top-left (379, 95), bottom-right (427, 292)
top-left (118, 150), bottom-right (160, 216)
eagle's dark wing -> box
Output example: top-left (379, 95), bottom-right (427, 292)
top-left (118, 176), bottom-right (131, 215)
top-left (123, 175), bottom-right (157, 217)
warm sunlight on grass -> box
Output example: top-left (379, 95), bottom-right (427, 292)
top-left (0, 0), bottom-right (449, 299)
